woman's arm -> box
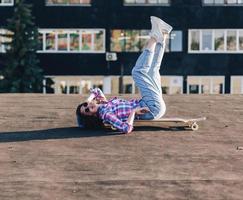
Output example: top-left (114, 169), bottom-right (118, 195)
top-left (126, 107), bottom-right (150, 132)
top-left (127, 110), bottom-right (136, 127)
top-left (105, 107), bottom-right (150, 134)
top-left (87, 88), bottom-right (107, 102)
top-left (104, 112), bottom-right (133, 134)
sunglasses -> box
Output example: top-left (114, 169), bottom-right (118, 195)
top-left (82, 102), bottom-right (90, 113)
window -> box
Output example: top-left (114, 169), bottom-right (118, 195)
top-left (239, 31), bottom-right (243, 50)
top-left (161, 76), bottom-right (183, 94)
top-left (140, 30), bottom-right (151, 49)
top-left (49, 76), bottom-right (105, 94)
top-left (203, 0), bottom-right (243, 6)
top-left (202, 30), bottom-right (213, 51)
top-left (170, 31), bottom-right (183, 52)
top-left (187, 76), bottom-right (225, 94)
top-left (110, 30), bottom-right (126, 52)
top-left (111, 30), bottom-right (182, 52)
top-left (45, 32), bottom-right (56, 51)
top-left (82, 32), bottom-right (92, 51)
top-left (46, 0), bottom-right (91, 6)
top-left (190, 31), bottom-right (200, 51)
top-left (0, 29), bottom-right (12, 53)
top-left (123, 76), bottom-right (135, 94)
top-left (111, 30), bottom-right (148, 52)
top-left (189, 29), bottom-right (243, 53)
top-left (0, 29), bottom-right (5, 53)
top-left (124, 0), bottom-right (170, 6)
top-left (57, 32), bottom-right (68, 51)
top-left (0, 0), bottom-right (14, 6)
top-left (231, 76), bottom-right (243, 94)
top-left (214, 30), bottom-right (225, 51)
top-left (227, 30), bottom-right (237, 51)
top-left (94, 31), bottom-right (104, 51)
top-left (38, 29), bottom-right (105, 53)
top-left (70, 31), bottom-right (80, 51)
top-left (125, 30), bottom-right (140, 52)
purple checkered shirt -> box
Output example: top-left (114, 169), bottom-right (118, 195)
top-left (90, 88), bottom-right (140, 133)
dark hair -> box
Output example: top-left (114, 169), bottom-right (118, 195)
top-left (76, 103), bottom-right (105, 129)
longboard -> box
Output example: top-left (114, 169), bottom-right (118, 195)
top-left (105, 117), bottom-right (206, 131)
top-left (134, 117), bottom-right (206, 131)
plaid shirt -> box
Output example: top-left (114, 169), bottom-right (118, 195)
top-left (90, 88), bottom-right (140, 133)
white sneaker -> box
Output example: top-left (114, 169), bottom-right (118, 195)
top-left (150, 16), bottom-right (173, 43)
top-left (150, 16), bottom-right (157, 38)
top-left (151, 16), bottom-right (173, 34)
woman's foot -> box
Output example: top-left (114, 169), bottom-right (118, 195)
top-left (150, 16), bottom-right (173, 43)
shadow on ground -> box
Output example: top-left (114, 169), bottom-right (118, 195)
top-left (0, 126), bottom-right (185, 143)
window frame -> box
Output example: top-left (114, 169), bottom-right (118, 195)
top-left (110, 29), bottom-right (183, 53)
top-left (202, 0), bottom-right (243, 6)
top-left (231, 76), bottom-right (243, 94)
top-left (45, 0), bottom-right (91, 7)
top-left (170, 30), bottom-right (183, 52)
top-left (161, 76), bottom-right (183, 94)
top-left (188, 29), bottom-right (243, 54)
top-left (0, 0), bottom-right (14, 6)
top-left (0, 29), bottom-right (12, 53)
top-left (38, 29), bottom-right (106, 54)
top-left (187, 76), bottom-right (225, 94)
top-left (123, 0), bottom-right (170, 6)
top-left (0, 29), bottom-right (3, 53)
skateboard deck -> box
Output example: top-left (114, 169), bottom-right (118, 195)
top-left (105, 117), bottom-right (206, 131)
top-left (134, 117), bottom-right (206, 131)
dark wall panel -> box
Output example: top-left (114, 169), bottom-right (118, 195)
top-left (1, 0), bottom-right (243, 76)
top-left (38, 54), bottom-right (108, 75)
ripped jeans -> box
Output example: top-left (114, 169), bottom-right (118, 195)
top-left (132, 42), bottom-right (166, 120)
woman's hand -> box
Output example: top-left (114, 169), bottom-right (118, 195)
top-left (135, 107), bottom-right (150, 115)
top-left (126, 107), bottom-right (150, 133)
top-left (95, 96), bottom-right (107, 104)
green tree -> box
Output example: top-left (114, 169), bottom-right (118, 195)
top-left (0, 0), bottom-right (43, 93)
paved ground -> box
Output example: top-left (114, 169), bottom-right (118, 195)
top-left (0, 94), bottom-right (243, 200)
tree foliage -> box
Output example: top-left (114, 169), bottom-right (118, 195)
top-left (0, 0), bottom-right (43, 93)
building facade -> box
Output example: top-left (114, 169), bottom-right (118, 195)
top-left (1, 0), bottom-right (243, 94)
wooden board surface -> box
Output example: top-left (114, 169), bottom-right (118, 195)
top-left (105, 117), bottom-right (206, 130)
top-left (134, 117), bottom-right (206, 124)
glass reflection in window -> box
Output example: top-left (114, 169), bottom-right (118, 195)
top-left (94, 31), bottom-right (104, 51)
top-left (70, 32), bottom-right (80, 51)
top-left (227, 30), bottom-right (237, 51)
top-left (38, 32), bottom-right (44, 51)
top-left (202, 30), bottom-right (213, 51)
top-left (190, 31), bottom-right (200, 51)
top-left (124, 0), bottom-right (169, 4)
top-left (139, 30), bottom-right (150, 50)
top-left (125, 30), bottom-right (140, 52)
top-left (58, 33), bottom-right (68, 51)
top-left (46, 33), bottom-right (56, 51)
top-left (170, 31), bottom-right (182, 52)
top-left (46, 0), bottom-right (91, 5)
top-left (214, 30), bottom-right (225, 51)
top-left (82, 32), bottom-right (92, 51)
top-left (110, 30), bottom-right (126, 52)
top-left (239, 31), bottom-right (243, 50)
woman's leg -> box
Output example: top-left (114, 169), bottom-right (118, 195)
top-left (148, 36), bottom-right (167, 91)
top-left (132, 37), bottom-right (166, 120)
top-left (132, 37), bottom-right (156, 74)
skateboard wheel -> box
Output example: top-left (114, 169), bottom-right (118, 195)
top-left (191, 123), bottom-right (199, 131)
